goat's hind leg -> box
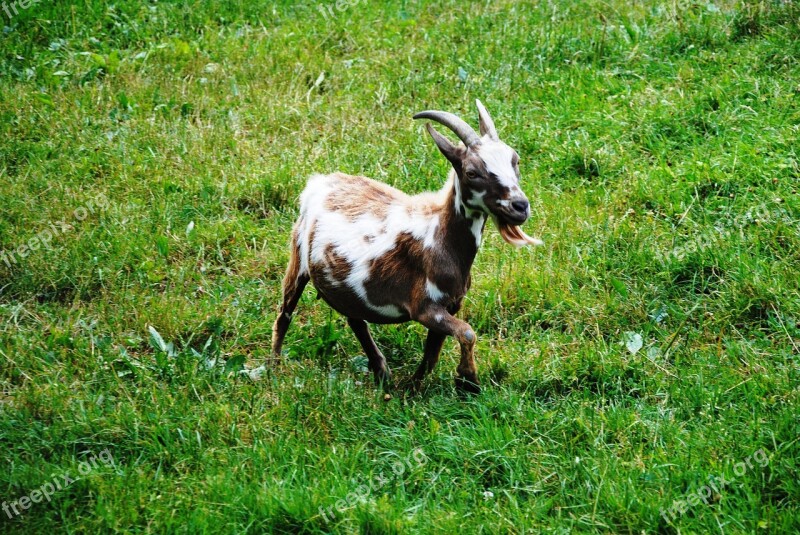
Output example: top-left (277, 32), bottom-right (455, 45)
top-left (271, 234), bottom-right (309, 361)
top-left (347, 318), bottom-right (392, 388)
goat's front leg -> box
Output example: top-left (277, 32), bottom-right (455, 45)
top-left (411, 300), bottom-right (463, 390)
top-left (416, 307), bottom-right (480, 394)
top-left (410, 330), bottom-right (447, 391)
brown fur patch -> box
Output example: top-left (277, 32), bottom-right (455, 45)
top-left (324, 244), bottom-right (351, 283)
top-left (324, 173), bottom-right (400, 221)
top-left (364, 232), bottom-right (425, 315)
top-left (406, 203), bottom-right (437, 217)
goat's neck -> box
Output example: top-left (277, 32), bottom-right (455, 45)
top-left (437, 174), bottom-right (486, 275)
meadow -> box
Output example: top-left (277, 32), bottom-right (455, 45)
top-left (1, 0), bottom-right (799, 532)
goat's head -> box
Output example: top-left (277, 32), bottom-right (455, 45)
top-left (414, 100), bottom-right (543, 246)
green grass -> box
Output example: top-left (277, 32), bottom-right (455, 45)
top-left (1, 0), bottom-right (799, 532)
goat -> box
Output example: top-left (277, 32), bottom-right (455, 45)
top-left (271, 100), bottom-right (542, 393)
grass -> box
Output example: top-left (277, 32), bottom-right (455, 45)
top-left (1, 0), bottom-right (799, 532)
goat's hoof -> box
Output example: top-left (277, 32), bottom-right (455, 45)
top-left (408, 376), bottom-right (424, 393)
top-left (455, 376), bottom-right (481, 394)
top-left (374, 368), bottom-right (393, 390)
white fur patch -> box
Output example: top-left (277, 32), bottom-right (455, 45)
top-left (470, 215), bottom-right (485, 248)
top-left (449, 171), bottom-right (462, 214)
top-left (296, 174), bottom-right (334, 276)
top-left (478, 141), bottom-right (518, 189)
top-left (465, 189), bottom-right (488, 211)
top-left (426, 279), bottom-right (446, 302)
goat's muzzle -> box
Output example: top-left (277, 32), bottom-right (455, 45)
top-left (500, 198), bottom-right (530, 225)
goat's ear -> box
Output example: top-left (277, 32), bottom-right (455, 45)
top-left (425, 123), bottom-right (463, 168)
top-left (476, 99), bottom-right (498, 140)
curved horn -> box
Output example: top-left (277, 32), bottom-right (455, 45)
top-left (413, 110), bottom-right (480, 147)
top-left (475, 99), bottom-right (498, 140)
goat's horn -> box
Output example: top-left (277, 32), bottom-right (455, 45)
top-left (413, 110), bottom-right (480, 147)
top-left (475, 99), bottom-right (498, 140)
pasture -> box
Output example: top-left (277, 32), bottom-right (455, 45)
top-left (1, 0), bottom-right (799, 532)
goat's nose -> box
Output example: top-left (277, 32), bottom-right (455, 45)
top-left (511, 200), bottom-right (529, 214)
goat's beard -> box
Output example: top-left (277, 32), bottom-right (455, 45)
top-left (495, 219), bottom-right (544, 247)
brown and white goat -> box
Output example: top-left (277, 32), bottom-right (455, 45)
top-left (272, 100), bottom-right (542, 393)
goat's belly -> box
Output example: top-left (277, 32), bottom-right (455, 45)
top-left (309, 271), bottom-right (411, 324)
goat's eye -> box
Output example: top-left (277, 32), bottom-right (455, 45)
top-left (465, 170), bottom-right (480, 180)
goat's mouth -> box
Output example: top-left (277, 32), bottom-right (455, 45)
top-left (496, 210), bottom-right (528, 226)
top-left (493, 215), bottom-right (544, 248)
